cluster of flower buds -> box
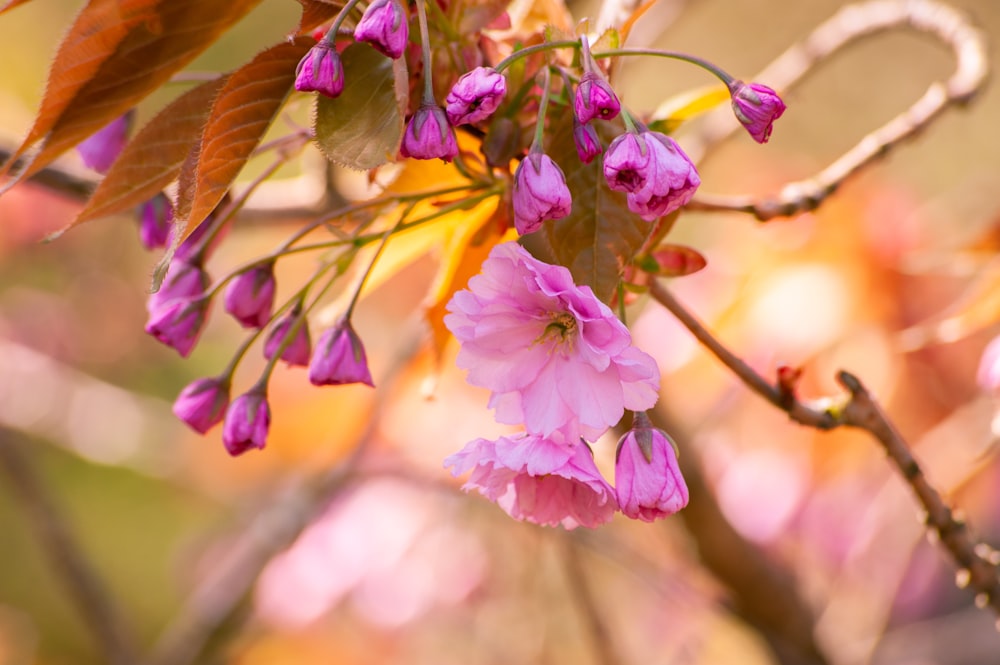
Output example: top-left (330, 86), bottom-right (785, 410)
top-left (86, 6), bottom-right (786, 492)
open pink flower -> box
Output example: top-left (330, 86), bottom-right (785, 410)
top-left (445, 242), bottom-right (660, 441)
top-left (445, 432), bottom-right (617, 529)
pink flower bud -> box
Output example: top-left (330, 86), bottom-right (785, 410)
top-left (574, 72), bottom-right (620, 124)
top-left (729, 80), bottom-right (786, 143)
top-left (173, 376), bottom-right (230, 434)
top-left (264, 310), bottom-right (312, 367)
top-left (572, 119), bottom-right (602, 164)
top-left (146, 259), bottom-right (209, 314)
top-left (144, 297), bottom-right (209, 357)
top-left (77, 112), bottom-right (133, 173)
top-left (400, 104), bottom-right (459, 162)
top-left (222, 388), bottom-right (270, 456)
top-left (308, 319), bottom-right (374, 387)
top-left (615, 412), bottom-right (688, 521)
top-left (354, 0), bottom-right (409, 59)
top-left (137, 193), bottom-right (173, 250)
top-left (625, 132), bottom-right (699, 221)
top-left (603, 132), bottom-right (651, 193)
top-left (445, 67), bottom-right (507, 126)
top-left (223, 263), bottom-right (276, 329)
top-left (295, 41), bottom-right (345, 98)
top-left (512, 152), bottom-right (572, 235)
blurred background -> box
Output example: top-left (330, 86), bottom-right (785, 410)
top-left (1, 0), bottom-right (1000, 664)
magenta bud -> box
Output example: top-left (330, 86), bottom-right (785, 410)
top-left (144, 297), bottom-right (209, 358)
top-left (512, 152), bottom-right (572, 235)
top-left (574, 72), bottom-right (620, 124)
top-left (223, 263), bottom-right (276, 329)
top-left (137, 193), bottom-right (173, 250)
top-left (729, 80), bottom-right (786, 143)
top-left (625, 132), bottom-right (700, 221)
top-left (146, 259), bottom-right (209, 315)
top-left (264, 310), bottom-right (312, 367)
top-left (614, 412), bottom-right (689, 521)
top-left (445, 67), bottom-right (507, 126)
top-left (308, 319), bottom-right (374, 387)
top-left (173, 376), bottom-right (230, 434)
top-left (222, 388), bottom-right (270, 456)
top-left (400, 104), bottom-right (459, 162)
top-left (572, 119), bottom-right (602, 164)
top-left (354, 0), bottom-right (409, 59)
top-left (295, 41), bottom-right (345, 98)
top-left (77, 111), bottom-right (133, 174)
top-left (603, 132), bottom-right (652, 193)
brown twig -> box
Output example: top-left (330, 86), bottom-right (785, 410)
top-left (647, 280), bottom-right (1000, 616)
top-left (561, 535), bottom-right (620, 665)
top-left (685, 0), bottom-right (990, 221)
top-left (0, 428), bottom-right (138, 665)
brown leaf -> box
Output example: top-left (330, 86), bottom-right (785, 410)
top-left (176, 38), bottom-right (314, 239)
top-left (72, 76), bottom-right (229, 226)
top-left (0, 0), bottom-right (36, 15)
top-left (650, 244), bottom-right (707, 277)
top-left (1, 0), bottom-right (262, 189)
top-left (296, 0), bottom-right (343, 34)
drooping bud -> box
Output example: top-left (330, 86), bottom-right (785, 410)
top-left (445, 67), bottom-right (507, 126)
top-left (625, 131), bottom-right (700, 221)
top-left (512, 152), bottom-right (572, 235)
top-left (572, 119), bottom-right (602, 164)
top-left (603, 132), bottom-right (652, 193)
top-left (137, 193), bottom-right (173, 250)
top-left (77, 112), bottom-right (133, 173)
top-left (223, 263), bottom-right (276, 329)
top-left (294, 41), bottom-right (345, 98)
top-left (614, 411), bottom-right (689, 522)
top-left (400, 104), bottom-right (459, 162)
top-left (308, 319), bottom-right (375, 387)
top-left (222, 387), bottom-right (270, 456)
top-left (574, 72), bottom-right (620, 124)
top-left (354, 0), bottom-right (409, 59)
top-left (729, 80), bottom-right (786, 143)
top-left (264, 309), bottom-right (312, 367)
top-left (173, 376), bottom-right (230, 434)
top-left (146, 259), bottom-right (209, 315)
top-left (144, 297), bottom-right (210, 358)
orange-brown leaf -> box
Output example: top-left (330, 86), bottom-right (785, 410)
top-left (296, 0), bottom-right (343, 34)
top-left (0, 0), bottom-right (36, 15)
top-left (72, 76), bottom-right (229, 226)
top-left (176, 38), bottom-right (314, 239)
top-left (2, 0), bottom-right (262, 188)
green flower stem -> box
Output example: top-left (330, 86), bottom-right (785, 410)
top-left (579, 35), bottom-right (595, 74)
top-left (344, 215), bottom-right (407, 319)
top-left (415, 0), bottom-right (436, 103)
top-left (494, 40), bottom-right (579, 74)
top-left (530, 67), bottom-right (553, 151)
top-left (326, 0), bottom-right (366, 43)
top-left (592, 48), bottom-right (734, 86)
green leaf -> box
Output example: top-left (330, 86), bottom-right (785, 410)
top-left (314, 43), bottom-right (407, 171)
top-left (534, 114), bottom-right (652, 303)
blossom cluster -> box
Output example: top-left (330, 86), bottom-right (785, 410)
top-left (73, 1), bottom-right (784, 524)
top-left (443, 242), bottom-right (688, 528)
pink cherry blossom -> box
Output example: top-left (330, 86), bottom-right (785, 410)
top-left (445, 432), bottom-right (617, 529)
top-left (445, 242), bottom-right (660, 441)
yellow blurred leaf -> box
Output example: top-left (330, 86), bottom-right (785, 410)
top-left (651, 84), bottom-right (730, 134)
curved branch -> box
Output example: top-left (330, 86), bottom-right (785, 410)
top-left (686, 0), bottom-right (990, 221)
top-left (647, 280), bottom-right (1000, 616)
